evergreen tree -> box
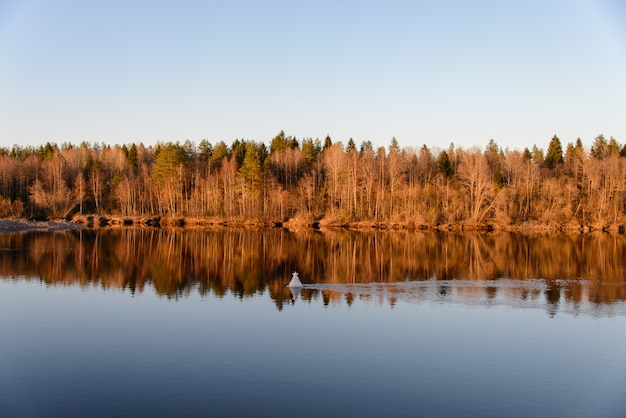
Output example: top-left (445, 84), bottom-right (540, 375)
top-left (575, 138), bottom-right (584, 149)
top-left (257, 142), bottom-right (269, 166)
top-left (531, 145), bottom-right (544, 165)
top-left (485, 139), bottom-right (505, 188)
top-left (300, 138), bottom-right (316, 172)
top-left (346, 138), bottom-right (356, 152)
top-left (323, 135), bottom-right (332, 149)
top-left (37, 142), bottom-right (57, 161)
top-left (485, 139), bottom-right (499, 155)
top-left (210, 141), bottom-right (229, 170)
top-left (314, 138), bottom-right (322, 154)
top-left (239, 143), bottom-right (263, 192)
top-left (389, 137), bottom-right (400, 153)
top-left (564, 142), bottom-right (576, 166)
top-left (360, 140), bottom-right (373, 154)
top-left (607, 137), bottom-right (621, 156)
top-left (591, 134), bottom-right (609, 160)
top-left (545, 135), bottom-right (563, 169)
top-left (198, 140), bottom-right (212, 162)
top-left (231, 139), bottom-right (247, 166)
top-left (270, 130), bottom-right (288, 153)
top-left (152, 143), bottom-right (188, 187)
top-left (127, 143), bottom-right (138, 171)
top-left (182, 139), bottom-right (196, 160)
top-left (437, 150), bottom-right (454, 177)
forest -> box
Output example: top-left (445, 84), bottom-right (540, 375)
top-left (0, 132), bottom-right (624, 230)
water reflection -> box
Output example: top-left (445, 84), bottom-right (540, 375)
top-left (0, 228), bottom-right (624, 315)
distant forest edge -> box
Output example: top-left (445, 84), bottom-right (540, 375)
top-left (0, 132), bottom-right (625, 232)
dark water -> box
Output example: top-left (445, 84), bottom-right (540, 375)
top-left (0, 229), bottom-right (625, 417)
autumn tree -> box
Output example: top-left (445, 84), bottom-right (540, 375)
top-left (358, 141), bottom-right (377, 219)
top-left (30, 151), bottom-right (76, 219)
top-left (323, 143), bottom-right (346, 218)
top-left (267, 131), bottom-right (300, 190)
top-left (387, 137), bottom-right (405, 219)
top-left (457, 148), bottom-right (494, 223)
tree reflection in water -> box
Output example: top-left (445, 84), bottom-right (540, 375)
top-left (0, 228), bottom-right (624, 314)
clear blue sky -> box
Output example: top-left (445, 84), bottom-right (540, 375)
top-left (1, 0), bottom-right (625, 152)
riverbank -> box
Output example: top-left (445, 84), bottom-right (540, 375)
top-left (68, 214), bottom-right (625, 234)
top-left (0, 215), bottom-right (621, 234)
top-left (0, 219), bottom-right (84, 233)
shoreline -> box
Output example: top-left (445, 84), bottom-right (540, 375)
top-left (0, 216), bottom-right (623, 234)
top-left (0, 219), bottom-right (84, 233)
top-left (72, 215), bottom-right (625, 234)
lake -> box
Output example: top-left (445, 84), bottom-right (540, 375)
top-left (0, 228), bottom-right (625, 417)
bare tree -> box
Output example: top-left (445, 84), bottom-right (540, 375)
top-left (456, 148), bottom-right (494, 223)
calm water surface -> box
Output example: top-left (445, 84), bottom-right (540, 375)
top-left (0, 229), bottom-right (625, 417)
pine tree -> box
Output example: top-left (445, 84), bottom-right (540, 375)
top-left (127, 143), bottom-right (138, 172)
top-left (437, 150), bottom-right (454, 177)
top-left (389, 137), bottom-right (400, 153)
top-left (270, 130), bottom-right (288, 153)
top-left (239, 143), bottom-right (263, 193)
top-left (531, 145), bottom-right (544, 165)
top-left (323, 135), bottom-right (332, 149)
top-left (591, 134), bottom-right (609, 160)
top-left (210, 141), bottom-right (229, 170)
top-left (346, 138), bottom-right (356, 152)
top-left (198, 139), bottom-right (212, 162)
top-left (545, 135), bottom-right (563, 169)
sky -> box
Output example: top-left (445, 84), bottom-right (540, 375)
top-left (0, 0), bottom-right (625, 152)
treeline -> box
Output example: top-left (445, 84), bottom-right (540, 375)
top-left (0, 132), bottom-right (625, 228)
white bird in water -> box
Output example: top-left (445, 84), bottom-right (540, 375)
top-left (287, 271), bottom-right (302, 288)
